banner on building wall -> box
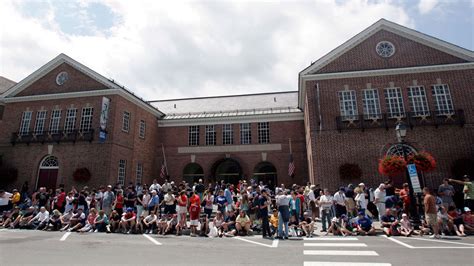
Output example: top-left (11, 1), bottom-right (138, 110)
top-left (99, 97), bottom-right (110, 143)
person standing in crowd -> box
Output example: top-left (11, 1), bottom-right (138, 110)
top-left (289, 191), bottom-right (301, 224)
top-left (102, 185), bottom-right (115, 216)
top-left (275, 190), bottom-right (291, 239)
top-left (148, 190), bottom-right (160, 214)
top-left (374, 184), bottom-right (386, 221)
top-left (114, 191), bottom-right (124, 217)
top-left (399, 183), bottom-right (410, 217)
top-left (224, 184), bottom-right (234, 213)
top-left (124, 187), bottom-right (136, 211)
top-left (449, 176), bottom-right (473, 210)
top-left (149, 179), bottom-right (162, 194)
top-left (439, 178), bottom-right (456, 209)
top-left (195, 179), bottom-right (205, 201)
top-left (423, 187), bottom-right (440, 239)
top-left (177, 191), bottom-right (188, 232)
top-left (319, 189), bottom-right (334, 232)
top-left (163, 189), bottom-right (175, 215)
top-left (355, 184), bottom-right (367, 215)
top-left (202, 191), bottom-right (214, 218)
top-left (215, 190), bottom-right (228, 215)
top-left (345, 184), bottom-right (356, 217)
top-left (258, 189), bottom-right (272, 239)
top-left (162, 179), bottom-right (172, 193)
top-left (333, 187), bottom-right (347, 218)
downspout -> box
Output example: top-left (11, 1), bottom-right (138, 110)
top-left (316, 83), bottom-right (322, 131)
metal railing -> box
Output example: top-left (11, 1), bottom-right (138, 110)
top-left (11, 129), bottom-right (95, 145)
top-left (336, 109), bottom-right (465, 132)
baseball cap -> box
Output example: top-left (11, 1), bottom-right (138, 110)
top-left (402, 213), bottom-right (408, 217)
top-left (465, 207), bottom-right (471, 212)
top-left (358, 183), bottom-right (365, 186)
top-left (358, 211), bottom-right (365, 216)
top-left (126, 207), bottom-right (133, 212)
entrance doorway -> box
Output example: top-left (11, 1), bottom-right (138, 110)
top-left (183, 163), bottom-right (204, 185)
top-left (36, 155), bottom-right (59, 190)
top-left (212, 158), bottom-right (241, 185)
top-left (253, 161), bottom-right (277, 190)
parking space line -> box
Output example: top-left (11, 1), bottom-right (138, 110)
top-left (382, 235), bottom-right (414, 249)
top-left (143, 234), bottom-right (162, 245)
top-left (59, 232), bottom-right (71, 241)
top-left (233, 236), bottom-right (278, 248)
top-left (304, 243), bottom-right (367, 247)
top-left (303, 250), bottom-right (379, 256)
top-left (412, 246), bottom-right (474, 249)
top-left (304, 262), bottom-right (390, 266)
top-left (404, 237), bottom-right (474, 246)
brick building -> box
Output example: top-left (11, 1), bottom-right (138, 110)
top-left (0, 19), bottom-right (472, 191)
top-left (300, 19), bottom-right (474, 189)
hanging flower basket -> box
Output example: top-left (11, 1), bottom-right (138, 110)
top-left (73, 167), bottom-right (91, 183)
top-left (407, 152), bottom-right (436, 172)
top-left (378, 155), bottom-right (407, 177)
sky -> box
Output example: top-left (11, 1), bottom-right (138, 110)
top-left (0, 0), bottom-right (473, 101)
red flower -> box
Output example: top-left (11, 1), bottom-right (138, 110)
top-left (407, 152), bottom-right (436, 172)
top-left (378, 155), bottom-right (407, 177)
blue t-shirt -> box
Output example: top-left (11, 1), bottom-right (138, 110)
top-left (216, 195), bottom-right (227, 206)
top-left (357, 216), bottom-right (372, 229)
top-left (224, 189), bottom-right (233, 204)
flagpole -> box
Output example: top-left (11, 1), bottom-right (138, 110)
top-left (161, 143), bottom-right (168, 177)
top-left (289, 138), bottom-right (292, 154)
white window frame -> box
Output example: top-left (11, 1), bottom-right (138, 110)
top-left (222, 124), bottom-right (233, 145)
top-left (408, 86), bottom-right (429, 117)
top-left (64, 108), bottom-right (77, 133)
top-left (240, 123), bottom-right (251, 145)
top-left (136, 162), bottom-right (143, 185)
top-left (19, 111), bottom-right (32, 136)
top-left (122, 111), bottom-right (130, 132)
top-left (139, 120), bottom-right (146, 139)
top-left (118, 159), bottom-right (126, 185)
top-left (188, 125), bottom-right (200, 146)
top-left (34, 110), bottom-right (47, 135)
top-left (338, 90), bottom-right (358, 120)
top-left (362, 89), bottom-right (381, 119)
top-left (257, 122), bottom-right (270, 144)
top-left (205, 125), bottom-right (216, 146)
top-left (49, 109), bottom-right (61, 134)
top-left (432, 84), bottom-right (454, 116)
top-left (79, 107), bottom-right (94, 132)
top-left (384, 87), bottom-right (405, 118)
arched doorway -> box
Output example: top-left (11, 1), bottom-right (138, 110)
top-left (253, 161), bottom-right (277, 190)
top-left (385, 143), bottom-right (419, 187)
top-left (212, 158), bottom-right (241, 185)
top-left (183, 163), bottom-right (204, 185)
top-left (36, 155), bottom-right (59, 190)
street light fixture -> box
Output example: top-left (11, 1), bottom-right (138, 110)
top-left (395, 122), bottom-right (407, 142)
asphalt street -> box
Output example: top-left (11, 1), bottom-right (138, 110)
top-left (0, 228), bottom-right (473, 265)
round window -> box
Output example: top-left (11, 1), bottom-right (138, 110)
top-left (376, 41), bottom-right (395, 58)
top-left (55, 71), bottom-right (69, 86)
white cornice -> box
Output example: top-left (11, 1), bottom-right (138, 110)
top-left (158, 112), bottom-right (304, 127)
top-left (2, 89), bottom-right (164, 117)
top-left (298, 62), bottom-right (474, 108)
top-left (178, 143), bottom-right (282, 154)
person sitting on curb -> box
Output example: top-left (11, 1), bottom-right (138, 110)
top-left (462, 207), bottom-right (474, 234)
top-left (356, 211), bottom-right (376, 236)
top-left (327, 216), bottom-right (353, 236)
top-left (28, 206), bottom-right (49, 230)
top-left (380, 208), bottom-right (400, 236)
top-left (59, 209), bottom-right (73, 231)
top-left (399, 213), bottom-right (414, 236)
top-left (119, 207), bottom-right (136, 234)
top-left (299, 212), bottom-right (316, 238)
top-left (142, 210), bottom-right (157, 234)
top-left (235, 209), bottom-right (252, 236)
top-left (68, 208), bottom-right (86, 232)
top-left (222, 209), bottom-right (237, 237)
top-left (94, 210), bottom-right (109, 233)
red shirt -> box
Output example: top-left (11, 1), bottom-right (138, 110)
top-left (57, 192), bottom-right (66, 206)
top-left (400, 189), bottom-right (410, 204)
top-left (189, 204), bottom-right (200, 220)
top-left (116, 195), bottom-right (124, 209)
top-left (123, 212), bottom-right (136, 220)
top-left (178, 195), bottom-right (188, 207)
top-left (190, 195), bottom-right (200, 206)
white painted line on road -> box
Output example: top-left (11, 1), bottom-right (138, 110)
top-left (304, 243), bottom-right (367, 247)
top-left (0, 229), bottom-right (8, 232)
top-left (304, 250), bottom-right (379, 256)
top-left (303, 237), bottom-right (358, 241)
top-left (403, 237), bottom-right (474, 246)
top-left (233, 236), bottom-right (278, 248)
top-left (382, 235), bottom-right (414, 249)
top-left (412, 246), bottom-right (474, 249)
top-left (59, 232), bottom-right (71, 241)
top-left (143, 234), bottom-right (162, 245)
top-left (304, 262), bottom-right (391, 266)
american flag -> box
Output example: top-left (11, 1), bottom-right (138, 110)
top-left (160, 161), bottom-right (167, 179)
top-left (288, 153), bottom-right (295, 178)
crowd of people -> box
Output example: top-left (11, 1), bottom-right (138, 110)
top-left (0, 175), bottom-right (473, 239)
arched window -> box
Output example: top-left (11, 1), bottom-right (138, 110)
top-left (253, 161), bottom-right (277, 189)
top-left (183, 163), bottom-right (204, 184)
top-left (211, 158), bottom-right (241, 185)
top-left (40, 155), bottom-right (59, 168)
top-left (386, 144), bottom-right (417, 157)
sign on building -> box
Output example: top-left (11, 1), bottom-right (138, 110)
top-left (407, 164), bottom-right (422, 193)
top-left (99, 97), bottom-right (110, 143)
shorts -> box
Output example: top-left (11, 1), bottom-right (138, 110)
top-left (310, 201), bottom-right (318, 213)
top-left (190, 219), bottom-right (199, 226)
top-left (425, 213), bottom-right (437, 228)
top-left (178, 206), bottom-right (187, 214)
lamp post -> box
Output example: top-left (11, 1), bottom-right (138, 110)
top-left (395, 122), bottom-right (421, 226)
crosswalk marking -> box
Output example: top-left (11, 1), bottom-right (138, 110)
top-left (304, 243), bottom-right (367, 247)
top-left (59, 232), bottom-right (71, 241)
top-left (304, 262), bottom-right (391, 266)
top-left (304, 250), bottom-right (379, 256)
top-left (303, 237), bottom-right (358, 241)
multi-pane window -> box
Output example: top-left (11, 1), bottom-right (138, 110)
top-left (64, 108), bottom-right (77, 133)
top-left (188, 126), bottom-right (200, 146)
top-left (118, 159), bottom-right (126, 185)
top-left (408, 86), bottom-right (429, 116)
top-left (258, 122), bottom-right (270, 144)
top-left (205, 125), bottom-right (216, 145)
top-left (34, 110), bottom-right (47, 135)
top-left (222, 124), bottom-right (233, 145)
top-left (79, 107), bottom-right (93, 132)
top-left (240, 123), bottom-right (251, 145)
top-left (139, 120), bottom-right (146, 139)
top-left (122, 111), bottom-right (130, 132)
top-left (432, 84), bottom-right (454, 115)
top-left (362, 89), bottom-right (381, 119)
top-left (136, 163), bottom-right (143, 185)
top-left (19, 111), bottom-right (32, 135)
top-left (384, 87), bottom-right (405, 118)
top-left (338, 90), bottom-right (358, 120)
top-left (49, 109), bottom-right (61, 134)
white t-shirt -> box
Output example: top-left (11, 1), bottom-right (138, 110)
top-left (333, 192), bottom-right (346, 206)
top-left (374, 189), bottom-right (386, 203)
top-left (0, 192), bottom-right (12, 206)
top-left (355, 193), bottom-right (367, 209)
top-left (319, 195), bottom-right (333, 209)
